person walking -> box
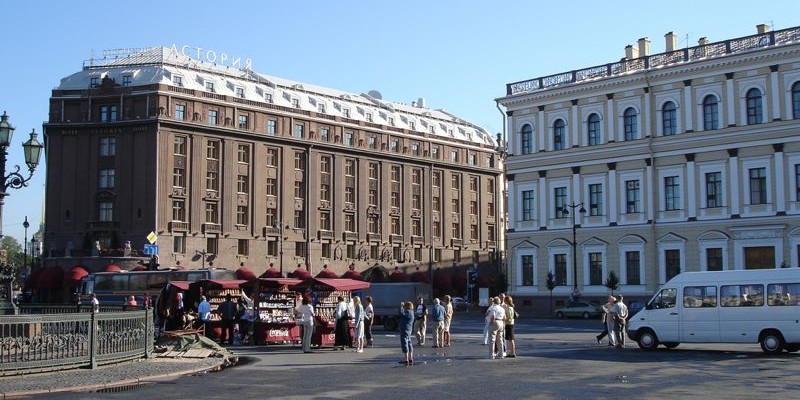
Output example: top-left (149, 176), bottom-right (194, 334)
top-left (483, 297), bottom-right (494, 345)
top-left (429, 298), bottom-right (446, 348)
top-left (90, 293), bottom-right (100, 313)
top-left (364, 296), bottom-right (375, 347)
top-left (413, 297), bottom-right (428, 346)
top-left (487, 297), bottom-right (506, 359)
top-left (352, 296), bottom-right (365, 353)
top-left (504, 295), bottom-right (517, 358)
top-left (596, 296), bottom-right (615, 345)
top-left (399, 301), bottom-right (415, 365)
top-left (218, 294), bottom-right (237, 345)
top-left (297, 297), bottom-right (315, 353)
top-left (602, 295), bottom-right (618, 347)
top-left (613, 295), bottom-right (629, 349)
top-left (334, 296), bottom-right (349, 350)
top-left (443, 295), bottom-right (454, 347)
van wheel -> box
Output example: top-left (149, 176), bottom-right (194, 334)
top-left (760, 330), bottom-right (785, 355)
top-left (663, 342), bottom-right (680, 349)
top-left (555, 311), bottom-right (564, 319)
top-left (582, 312), bottom-right (591, 319)
top-left (383, 317), bottom-right (398, 331)
top-left (636, 329), bottom-right (659, 351)
top-left (784, 344), bottom-right (800, 353)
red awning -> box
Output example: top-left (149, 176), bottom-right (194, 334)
top-left (259, 267), bottom-right (282, 278)
top-left (63, 265), bottom-right (89, 288)
top-left (235, 267), bottom-right (257, 281)
top-left (389, 271), bottom-right (408, 283)
top-left (194, 279), bottom-right (248, 289)
top-left (315, 268), bottom-right (339, 279)
top-left (341, 270), bottom-right (363, 280)
top-left (257, 278), bottom-right (302, 288)
top-left (168, 281), bottom-right (191, 291)
top-left (38, 266), bottom-right (65, 290)
top-left (291, 268), bottom-right (312, 279)
top-left (410, 269), bottom-right (430, 284)
top-left (104, 264), bottom-right (122, 272)
top-left (433, 269), bottom-right (452, 292)
top-left (293, 277), bottom-right (371, 292)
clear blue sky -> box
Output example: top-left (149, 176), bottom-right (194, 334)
top-left (0, 0), bottom-right (797, 246)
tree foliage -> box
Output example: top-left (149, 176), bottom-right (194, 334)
top-left (604, 270), bottom-right (620, 295)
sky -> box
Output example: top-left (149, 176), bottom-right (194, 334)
top-left (0, 0), bottom-right (798, 246)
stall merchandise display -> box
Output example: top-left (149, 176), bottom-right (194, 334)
top-left (257, 290), bottom-right (297, 323)
top-left (314, 290), bottom-right (351, 322)
top-left (205, 288), bottom-right (241, 321)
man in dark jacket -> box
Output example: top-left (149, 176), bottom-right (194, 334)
top-left (218, 294), bottom-right (237, 345)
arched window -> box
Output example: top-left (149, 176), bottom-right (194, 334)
top-left (703, 95), bottom-right (719, 130)
top-left (662, 101), bottom-right (677, 136)
top-left (520, 124), bottom-right (533, 155)
top-left (746, 88), bottom-right (763, 125)
top-left (623, 108), bottom-right (638, 140)
top-left (587, 113), bottom-right (601, 146)
top-left (553, 119), bottom-right (566, 150)
top-left (792, 82), bottom-right (800, 120)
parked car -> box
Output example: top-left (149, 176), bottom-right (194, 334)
top-left (626, 301), bottom-right (645, 320)
top-left (554, 301), bottom-right (604, 319)
top-left (451, 296), bottom-right (470, 311)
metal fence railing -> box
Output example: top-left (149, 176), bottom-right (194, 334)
top-left (0, 309), bottom-right (154, 376)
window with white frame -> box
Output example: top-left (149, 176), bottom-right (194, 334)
top-left (521, 124), bottom-right (533, 154)
top-left (99, 202), bottom-right (114, 221)
top-left (623, 107), bottom-right (638, 140)
top-left (267, 119), bottom-right (277, 135)
top-left (173, 75), bottom-right (183, 87)
top-left (589, 252), bottom-right (603, 285)
top-left (98, 169), bottom-right (115, 189)
top-left (589, 183), bottom-right (603, 216)
top-left (662, 101), bottom-right (677, 135)
top-left (205, 81), bottom-right (215, 92)
top-left (625, 180), bottom-right (640, 213)
top-left (553, 119), bottom-right (566, 150)
top-left (522, 190), bottom-right (535, 221)
top-left (521, 255), bottom-right (534, 286)
top-left (705, 172), bottom-right (722, 208)
top-left (703, 95), bottom-right (719, 130)
top-left (175, 104), bottom-right (185, 120)
top-left (235, 87), bottom-right (245, 98)
top-left (587, 113), bottom-right (601, 145)
top-left (208, 110), bottom-right (218, 125)
top-left (625, 251), bottom-right (641, 285)
top-left (746, 88), bottom-right (763, 125)
top-left (554, 187), bottom-right (567, 218)
top-left (749, 167), bottom-right (767, 205)
top-left (99, 137), bottom-right (116, 157)
top-left (664, 176), bottom-right (681, 211)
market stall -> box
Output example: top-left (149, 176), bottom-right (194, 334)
top-left (252, 278), bottom-right (302, 345)
top-left (292, 278), bottom-right (370, 348)
top-left (187, 279), bottom-right (247, 340)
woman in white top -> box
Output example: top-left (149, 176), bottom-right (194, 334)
top-left (364, 296), bottom-right (375, 347)
top-left (297, 296), bottom-right (315, 353)
top-left (352, 296), bottom-right (365, 353)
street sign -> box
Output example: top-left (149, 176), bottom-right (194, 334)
top-left (146, 231), bottom-right (157, 244)
top-left (143, 244), bottom-right (159, 255)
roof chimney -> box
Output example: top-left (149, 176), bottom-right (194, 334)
top-left (637, 37), bottom-right (651, 57)
top-left (665, 31), bottom-right (677, 52)
top-left (417, 97), bottom-right (426, 108)
top-left (698, 37), bottom-right (709, 46)
top-left (756, 24), bottom-right (770, 34)
top-left (625, 44), bottom-right (639, 59)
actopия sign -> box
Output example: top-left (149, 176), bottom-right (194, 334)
top-left (168, 44), bottom-right (253, 70)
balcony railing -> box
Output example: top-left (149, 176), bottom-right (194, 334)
top-left (318, 230), bottom-right (334, 240)
top-left (367, 233), bottom-right (381, 242)
top-left (202, 223), bottom-right (222, 234)
top-left (343, 232), bottom-right (358, 241)
top-left (87, 221), bottom-right (120, 230)
top-left (451, 238), bottom-right (463, 247)
top-left (169, 221), bottom-right (189, 232)
top-left (390, 234), bottom-right (403, 243)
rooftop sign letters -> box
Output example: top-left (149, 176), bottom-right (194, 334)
top-left (168, 44), bottom-right (253, 70)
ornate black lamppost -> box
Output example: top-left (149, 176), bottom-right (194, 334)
top-left (561, 202), bottom-right (586, 291)
top-left (0, 112), bottom-right (44, 239)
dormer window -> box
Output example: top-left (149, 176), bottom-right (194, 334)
top-left (292, 98), bottom-right (300, 108)
top-left (429, 125), bottom-right (435, 134)
top-left (90, 77), bottom-right (100, 88)
top-left (388, 116), bottom-right (395, 126)
top-left (235, 87), bottom-right (245, 98)
top-left (173, 75), bottom-right (183, 87)
top-left (205, 81), bottom-right (215, 92)
top-left (265, 93), bottom-right (273, 103)
top-left (409, 121), bottom-right (416, 130)
top-left (122, 75), bottom-right (132, 86)
top-left (366, 112), bottom-right (373, 122)
top-left (318, 103), bottom-right (326, 113)
top-left (342, 108), bottom-right (351, 118)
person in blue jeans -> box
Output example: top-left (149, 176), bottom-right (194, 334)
top-left (399, 301), bottom-right (415, 365)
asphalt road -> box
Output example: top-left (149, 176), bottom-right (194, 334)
top-left (44, 313), bottom-right (800, 400)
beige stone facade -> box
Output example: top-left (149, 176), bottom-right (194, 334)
top-left (497, 24), bottom-right (800, 307)
top-left (43, 48), bottom-right (505, 284)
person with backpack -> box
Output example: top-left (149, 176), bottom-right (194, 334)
top-left (413, 297), bottom-right (428, 346)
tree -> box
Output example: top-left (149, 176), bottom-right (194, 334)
top-left (604, 270), bottom-right (620, 295)
top-left (546, 270), bottom-right (556, 315)
top-left (0, 236), bottom-right (24, 286)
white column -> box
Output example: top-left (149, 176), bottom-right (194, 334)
top-left (686, 159), bottom-right (697, 219)
top-left (606, 97), bottom-right (614, 142)
top-left (770, 70), bottom-right (781, 121)
top-left (726, 78), bottom-right (735, 126)
top-left (538, 109), bottom-right (546, 151)
top-left (729, 154), bottom-right (741, 216)
top-left (571, 102), bottom-right (579, 147)
top-left (683, 83), bottom-right (693, 132)
top-left (538, 174), bottom-right (548, 230)
top-left (608, 168), bottom-right (618, 225)
top-left (775, 149), bottom-right (786, 213)
top-left (507, 180), bottom-right (516, 230)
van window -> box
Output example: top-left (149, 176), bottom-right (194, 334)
top-left (683, 286), bottom-right (717, 308)
top-left (649, 288), bottom-right (677, 309)
top-left (767, 283), bottom-right (800, 306)
top-left (720, 284), bottom-right (764, 307)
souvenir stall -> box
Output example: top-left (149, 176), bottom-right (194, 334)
top-left (187, 279), bottom-right (247, 340)
top-left (292, 278), bottom-right (370, 348)
top-left (252, 278), bottom-right (302, 344)
top-left (157, 281), bottom-right (192, 331)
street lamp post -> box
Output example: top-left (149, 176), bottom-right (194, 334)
top-left (561, 202), bottom-right (586, 291)
top-left (23, 216), bottom-right (29, 274)
top-left (0, 111), bottom-right (44, 240)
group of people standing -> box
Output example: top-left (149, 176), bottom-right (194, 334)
top-left (482, 293), bottom-right (517, 359)
top-left (398, 295), bottom-right (455, 365)
top-left (596, 294), bottom-right (629, 348)
top-left (331, 295), bottom-right (375, 353)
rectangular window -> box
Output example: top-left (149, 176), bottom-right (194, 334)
top-left (122, 75), bottom-right (132, 86)
top-left (705, 172), bottom-right (722, 208)
top-left (205, 81), bottom-right (214, 92)
top-left (292, 98), bottom-right (300, 108)
top-left (208, 110), bottom-right (218, 125)
top-left (470, 224), bottom-right (479, 240)
top-left (98, 169), bottom-right (115, 189)
top-left (625, 251), bottom-right (640, 285)
top-left (99, 137), bottom-right (116, 157)
top-left (432, 172), bottom-right (441, 187)
top-left (749, 167), bottom-right (767, 205)
top-left (173, 167), bottom-right (185, 188)
top-left (264, 178), bottom-right (277, 196)
top-left (237, 239), bottom-right (249, 256)
top-left (346, 187), bottom-right (355, 204)
top-left (237, 144), bottom-right (250, 164)
top-left (294, 124), bottom-right (304, 139)
top-left (522, 190), bottom-right (535, 221)
top-left (625, 180), bottom-right (640, 213)
top-left (470, 200), bottom-right (478, 215)
top-left (207, 141), bottom-right (220, 160)
top-left (238, 115), bottom-right (248, 129)
top-left (390, 139), bottom-right (399, 152)
top-left (236, 206), bottom-right (248, 225)
top-left (411, 143), bottom-right (420, 156)
top-left (589, 252), bottom-right (603, 285)
top-left (433, 221), bottom-right (441, 237)
top-left (206, 237), bottom-right (218, 255)
top-left (412, 219), bottom-right (422, 236)
top-left (235, 87), bottom-right (245, 98)
top-left (172, 200), bottom-right (185, 222)
top-left (320, 183), bottom-right (331, 201)
top-left (320, 156), bottom-right (331, 174)
top-left (99, 202), bottom-right (114, 221)
top-left (294, 181), bottom-right (305, 199)
top-left (295, 242), bottom-right (307, 258)
top-left (451, 198), bottom-right (460, 213)
top-left (173, 75), bottom-right (183, 86)
top-left (206, 202), bottom-right (218, 224)
top-left (391, 217), bottom-right (401, 235)
top-left (206, 171), bottom-right (218, 191)
top-left (451, 174), bottom-right (460, 190)
top-left (767, 284), bottom-right (800, 306)
top-left (391, 191), bottom-right (400, 208)
top-left (266, 240), bottom-right (278, 257)
top-left (90, 77), bottom-right (99, 87)
top-left (706, 248), bottom-right (723, 271)
top-left (451, 221), bottom-right (460, 238)
top-left (342, 108), bottom-right (350, 118)
top-left (237, 175), bottom-right (249, 194)
top-left (368, 136), bottom-right (376, 149)
top-left (665, 249), bottom-right (681, 280)
top-left (262, 149), bottom-right (277, 168)
top-left (174, 136), bottom-right (187, 155)
top-left (451, 150), bottom-right (459, 162)
top-left (554, 187), bottom-right (567, 218)
top-left (554, 254), bottom-right (567, 286)
top-left (366, 112), bottom-right (373, 122)
top-left (294, 210), bottom-right (305, 229)
top-left (345, 159), bottom-right (356, 176)
top-left (318, 103), bottom-right (326, 113)
top-left (720, 284), bottom-right (764, 307)
top-left (744, 246), bottom-right (775, 270)
top-left (683, 286), bottom-right (717, 308)
top-left (664, 176), bottom-right (680, 211)
top-left (431, 146), bottom-right (439, 159)
top-left (173, 234), bottom-right (186, 254)
top-left (345, 214), bottom-right (356, 232)
top-left (267, 119), bottom-right (277, 135)
top-left (522, 255), bottom-right (534, 286)
top-left (294, 152), bottom-right (306, 170)
top-left (589, 183), bottom-right (603, 216)
top-left (369, 189), bottom-right (378, 206)
top-left (795, 164), bottom-right (800, 201)
top-left (175, 104), bottom-right (185, 120)
top-left (265, 93), bottom-right (273, 103)
top-left (320, 127), bottom-right (330, 142)
top-left (321, 243), bottom-right (331, 258)
top-left (266, 208), bottom-right (278, 227)
top-left (368, 215), bottom-right (379, 234)
top-left (470, 176), bottom-right (478, 192)
top-left (344, 132), bottom-right (354, 146)
top-left (320, 211), bottom-right (331, 231)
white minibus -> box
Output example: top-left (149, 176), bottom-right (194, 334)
top-left (626, 269), bottom-right (800, 354)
